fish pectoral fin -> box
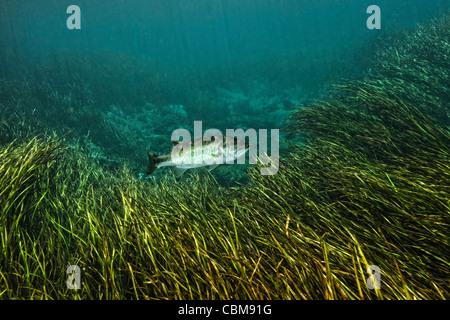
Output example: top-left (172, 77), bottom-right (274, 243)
top-left (207, 164), bottom-right (219, 171)
top-left (173, 167), bottom-right (188, 178)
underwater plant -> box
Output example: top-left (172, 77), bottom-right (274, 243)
top-left (0, 11), bottom-right (449, 300)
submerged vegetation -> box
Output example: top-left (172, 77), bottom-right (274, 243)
top-left (0, 13), bottom-right (449, 299)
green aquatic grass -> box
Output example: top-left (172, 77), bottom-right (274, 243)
top-left (0, 11), bottom-right (449, 301)
top-left (364, 12), bottom-right (450, 126)
top-left (0, 91), bottom-right (448, 299)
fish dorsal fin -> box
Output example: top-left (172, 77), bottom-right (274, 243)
top-left (173, 167), bottom-right (187, 178)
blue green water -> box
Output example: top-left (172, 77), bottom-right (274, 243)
top-left (0, 0), bottom-right (449, 182)
top-left (1, 0), bottom-right (448, 66)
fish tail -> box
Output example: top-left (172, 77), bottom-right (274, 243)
top-left (146, 152), bottom-right (159, 175)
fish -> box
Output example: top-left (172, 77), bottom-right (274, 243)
top-left (146, 135), bottom-right (250, 178)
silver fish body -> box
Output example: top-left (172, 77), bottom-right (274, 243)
top-left (147, 135), bottom-right (250, 177)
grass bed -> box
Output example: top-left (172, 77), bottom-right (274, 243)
top-left (0, 12), bottom-right (449, 300)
